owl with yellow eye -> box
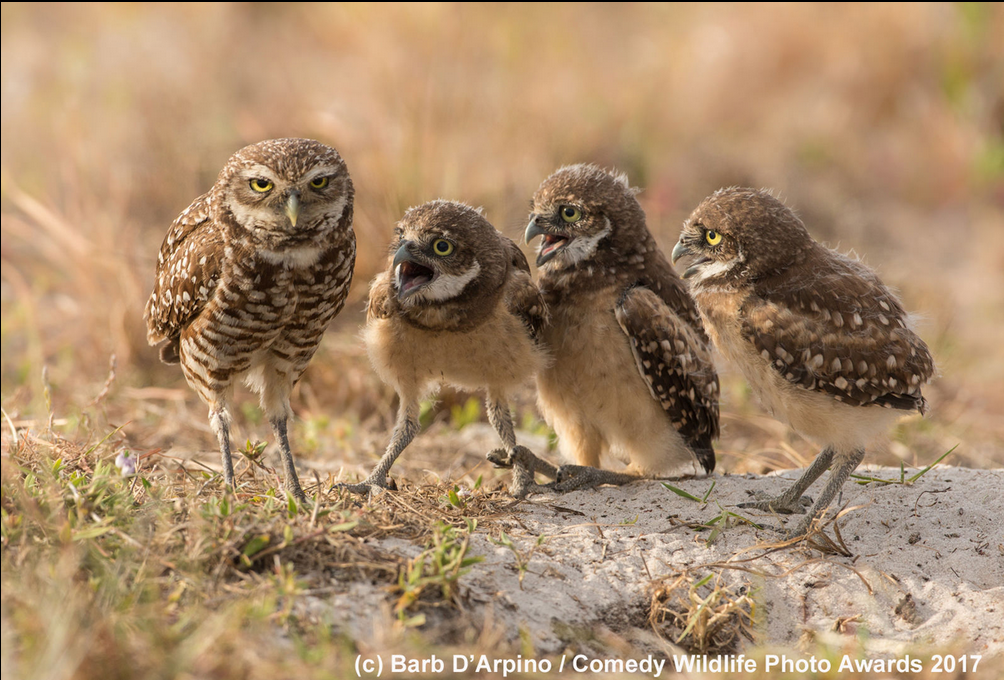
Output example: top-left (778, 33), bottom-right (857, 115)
top-left (145, 138), bottom-right (355, 502)
top-left (525, 164), bottom-right (720, 491)
top-left (341, 200), bottom-right (555, 495)
top-left (673, 187), bottom-right (936, 536)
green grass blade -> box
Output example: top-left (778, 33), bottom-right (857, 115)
top-left (701, 480), bottom-right (716, 503)
top-left (662, 483), bottom-right (702, 503)
top-left (906, 444), bottom-right (958, 483)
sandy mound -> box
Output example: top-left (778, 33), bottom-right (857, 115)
top-left (310, 462), bottom-right (1003, 660)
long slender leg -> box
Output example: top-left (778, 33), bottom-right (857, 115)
top-left (259, 369), bottom-right (307, 503)
top-left (209, 407), bottom-right (236, 491)
top-left (484, 396), bottom-right (557, 498)
top-left (339, 400), bottom-right (419, 494)
top-left (553, 464), bottom-right (642, 491)
top-left (272, 417), bottom-right (306, 502)
top-left (788, 448), bottom-right (865, 537)
top-left (739, 446), bottom-right (835, 514)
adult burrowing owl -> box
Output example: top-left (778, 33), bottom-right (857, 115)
top-left (345, 200), bottom-right (555, 497)
top-left (145, 138), bottom-right (355, 502)
top-left (673, 187), bottom-right (935, 536)
top-left (525, 165), bottom-right (719, 491)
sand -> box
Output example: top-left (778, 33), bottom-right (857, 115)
top-left (309, 452), bottom-right (1004, 663)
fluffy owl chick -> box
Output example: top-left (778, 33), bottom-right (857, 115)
top-left (673, 187), bottom-right (935, 536)
top-left (145, 138), bottom-right (355, 502)
top-left (347, 200), bottom-right (555, 496)
top-left (525, 165), bottom-right (719, 491)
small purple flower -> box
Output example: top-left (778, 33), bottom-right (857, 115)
top-left (115, 450), bottom-right (136, 477)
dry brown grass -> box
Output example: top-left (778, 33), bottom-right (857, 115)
top-left (649, 572), bottom-right (755, 655)
top-left (2, 4), bottom-right (1003, 678)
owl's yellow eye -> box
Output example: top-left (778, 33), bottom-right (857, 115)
top-left (250, 178), bottom-right (273, 193)
top-left (309, 176), bottom-right (329, 189)
top-left (560, 206), bottom-right (582, 223)
top-left (705, 230), bottom-right (722, 246)
top-left (432, 239), bottom-right (454, 256)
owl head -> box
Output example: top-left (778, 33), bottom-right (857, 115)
top-left (525, 164), bottom-right (646, 270)
top-left (672, 187), bottom-right (815, 287)
top-left (389, 200), bottom-right (508, 309)
top-left (215, 138), bottom-right (353, 246)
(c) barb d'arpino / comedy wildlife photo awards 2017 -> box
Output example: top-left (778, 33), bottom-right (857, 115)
top-left (1, 4), bottom-right (1002, 680)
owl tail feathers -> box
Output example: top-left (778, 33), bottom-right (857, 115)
top-left (692, 446), bottom-right (716, 474)
top-left (158, 338), bottom-right (181, 364)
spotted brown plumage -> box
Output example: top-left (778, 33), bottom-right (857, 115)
top-left (615, 286), bottom-right (718, 472)
top-left (346, 201), bottom-right (554, 497)
top-left (673, 186), bottom-right (935, 537)
top-left (144, 138), bottom-right (355, 501)
top-left (740, 275), bottom-right (932, 412)
top-left (525, 164), bottom-right (720, 491)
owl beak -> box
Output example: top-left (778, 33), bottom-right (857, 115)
top-left (393, 241), bottom-right (435, 300)
top-left (672, 240), bottom-right (710, 279)
top-left (526, 217), bottom-right (571, 267)
top-left (392, 241), bottom-right (416, 270)
top-left (524, 218), bottom-right (547, 245)
top-left (671, 239), bottom-right (691, 265)
top-left (285, 191), bottom-right (301, 228)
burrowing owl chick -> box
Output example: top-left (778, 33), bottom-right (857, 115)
top-left (525, 165), bottom-right (719, 491)
top-left (673, 187), bottom-right (935, 536)
top-left (145, 138), bottom-right (355, 502)
top-left (346, 200), bottom-right (554, 496)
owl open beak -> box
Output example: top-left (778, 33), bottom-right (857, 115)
top-left (393, 242), bottom-right (435, 299)
top-left (525, 218), bottom-right (571, 267)
top-left (285, 191), bottom-right (301, 228)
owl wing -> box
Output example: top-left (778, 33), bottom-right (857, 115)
top-left (615, 285), bottom-right (720, 472)
top-left (144, 193), bottom-right (223, 362)
top-left (502, 237), bottom-right (547, 342)
top-left (366, 271), bottom-right (397, 321)
top-left (742, 269), bottom-right (935, 412)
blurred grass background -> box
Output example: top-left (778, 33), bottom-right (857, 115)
top-left (2, 2), bottom-right (1002, 476)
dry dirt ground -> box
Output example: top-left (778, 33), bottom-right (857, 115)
top-left (296, 426), bottom-right (1004, 663)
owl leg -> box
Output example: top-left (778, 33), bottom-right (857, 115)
top-left (553, 465), bottom-right (642, 492)
top-left (787, 447), bottom-right (864, 537)
top-left (484, 396), bottom-right (557, 498)
top-left (544, 420), bottom-right (641, 491)
top-left (339, 400), bottom-right (419, 494)
top-left (738, 446), bottom-right (834, 515)
top-left (259, 370), bottom-right (307, 503)
top-left (209, 407), bottom-right (236, 492)
top-left (271, 418), bottom-right (307, 503)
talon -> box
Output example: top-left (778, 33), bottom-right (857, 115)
top-left (505, 446), bottom-right (560, 498)
top-left (487, 448), bottom-right (514, 468)
top-left (555, 465), bottom-right (578, 484)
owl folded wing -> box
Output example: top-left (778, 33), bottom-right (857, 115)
top-left (615, 285), bottom-right (720, 469)
top-left (739, 285), bottom-right (935, 413)
top-left (144, 193), bottom-right (223, 361)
